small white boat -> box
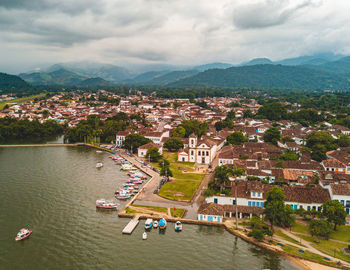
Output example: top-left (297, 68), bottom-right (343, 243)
top-left (96, 150), bottom-right (103, 153)
top-left (145, 219), bottom-right (153, 230)
top-left (175, 221), bottom-right (182, 232)
top-left (96, 162), bottom-right (103, 168)
top-left (96, 199), bottom-right (117, 210)
top-left (15, 228), bottom-right (32, 241)
top-left (142, 232), bottom-right (147, 240)
top-left (153, 220), bottom-right (158, 228)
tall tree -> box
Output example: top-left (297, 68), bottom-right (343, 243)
top-left (122, 134), bottom-right (152, 153)
top-left (164, 138), bottom-right (184, 152)
top-left (226, 131), bottom-right (248, 145)
top-left (322, 200), bottom-right (347, 230)
top-left (263, 127), bottom-right (281, 146)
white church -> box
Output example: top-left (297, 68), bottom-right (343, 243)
top-left (177, 134), bottom-right (224, 165)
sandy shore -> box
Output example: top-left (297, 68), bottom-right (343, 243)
top-left (292, 258), bottom-right (340, 270)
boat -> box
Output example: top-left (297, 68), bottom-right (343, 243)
top-left (144, 219), bottom-right (153, 230)
top-left (153, 220), bottom-right (159, 228)
top-left (96, 150), bottom-right (103, 153)
top-left (96, 199), bottom-right (117, 210)
top-left (175, 221), bottom-right (182, 231)
top-left (120, 164), bottom-right (133, 171)
top-left (142, 232), bottom-right (147, 240)
top-left (15, 228), bottom-right (32, 241)
top-left (96, 162), bottom-right (103, 168)
top-left (159, 218), bottom-right (167, 230)
top-left (116, 190), bottom-right (131, 200)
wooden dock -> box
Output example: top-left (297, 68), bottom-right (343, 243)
top-left (122, 215), bottom-right (140, 234)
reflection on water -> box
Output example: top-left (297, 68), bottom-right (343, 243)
top-left (0, 146), bottom-right (298, 270)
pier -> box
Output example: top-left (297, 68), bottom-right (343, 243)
top-left (122, 215), bottom-right (140, 234)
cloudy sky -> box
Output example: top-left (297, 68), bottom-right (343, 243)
top-left (0, 0), bottom-right (350, 73)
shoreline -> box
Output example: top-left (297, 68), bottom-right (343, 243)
top-left (2, 143), bottom-right (343, 270)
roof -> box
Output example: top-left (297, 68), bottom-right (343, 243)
top-left (330, 183), bottom-right (350, 196)
top-left (322, 159), bottom-right (346, 168)
top-left (138, 142), bottom-right (161, 150)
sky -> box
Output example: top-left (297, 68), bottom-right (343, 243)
top-left (1, 0), bottom-right (350, 73)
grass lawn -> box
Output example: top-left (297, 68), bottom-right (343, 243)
top-left (275, 229), bottom-right (305, 246)
top-left (171, 208), bottom-right (185, 218)
top-left (0, 94), bottom-right (46, 109)
top-left (297, 234), bottom-right (350, 263)
top-left (291, 221), bottom-right (308, 234)
top-left (125, 207), bottom-right (137, 214)
top-left (281, 245), bottom-right (338, 267)
top-left (132, 204), bottom-right (168, 213)
top-left (154, 151), bottom-right (205, 201)
top-left (329, 225), bottom-right (350, 242)
top-left (293, 220), bottom-right (350, 243)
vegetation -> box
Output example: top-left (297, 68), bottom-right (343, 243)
top-left (132, 205), bottom-right (168, 213)
top-left (263, 187), bottom-right (294, 234)
top-left (170, 208), bottom-right (185, 218)
top-left (263, 127), bottom-right (281, 146)
top-left (0, 94), bottom-right (46, 110)
top-left (0, 117), bottom-right (64, 144)
top-left (163, 138), bottom-right (184, 152)
top-left (208, 165), bottom-right (245, 194)
top-left (146, 147), bottom-right (162, 162)
top-left (172, 126), bottom-right (186, 137)
top-left (226, 131), bottom-right (248, 145)
top-left (155, 151), bottom-right (205, 201)
top-left (247, 216), bottom-right (271, 241)
top-left (122, 134), bottom-right (152, 153)
top-left (322, 200), bottom-right (347, 230)
top-left (308, 220), bottom-right (332, 239)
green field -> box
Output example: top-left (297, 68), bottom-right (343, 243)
top-left (154, 151), bottom-right (205, 201)
top-left (275, 229), bottom-right (305, 246)
top-left (0, 94), bottom-right (46, 110)
top-left (171, 208), bottom-right (185, 218)
top-left (132, 204), bottom-right (168, 213)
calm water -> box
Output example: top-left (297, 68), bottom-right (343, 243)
top-left (0, 146), bottom-right (299, 270)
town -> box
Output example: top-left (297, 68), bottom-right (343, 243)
top-left (2, 89), bottom-right (350, 268)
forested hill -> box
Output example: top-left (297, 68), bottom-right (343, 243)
top-left (0, 72), bottom-right (30, 91)
top-left (169, 64), bottom-right (350, 90)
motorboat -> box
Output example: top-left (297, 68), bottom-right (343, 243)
top-left (96, 199), bottom-right (117, 210)
top-left (175, 221), bottom-right (182, 232)
top-left (144, 219), bottom-right (153, 230)
top-left (116, 190), bottom-right (131, 200)
top-left (153, 220), bottom-right (159, 228)
top-left (159, 218), bottom-right (167, 230)
top-left (15, 228), bottom-right (32, 241)
top-left (96, 162), bottom-right (103, 168)
top-left (120, 164), bottom-right (133, 171)
top-left (142, 232), bottom-right (147, 240)
top-left (96, 150), bottom-right (103, 153)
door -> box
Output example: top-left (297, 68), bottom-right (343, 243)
top-left (202, 157), bottom-right (205, 163)
top-left (214, 198), bottom-right (218, 204)
top-left (208, 216), bottom-right (213, 222)
top-left (200, 215), bottom-right (203, 220)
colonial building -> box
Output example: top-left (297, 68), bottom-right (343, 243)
top-left (177, 134), bottom-right (224, 165)
top-left (137, 142), bottom-right (163, 158)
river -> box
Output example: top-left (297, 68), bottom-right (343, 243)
top-left (0, 146), bottom-right (300, 270)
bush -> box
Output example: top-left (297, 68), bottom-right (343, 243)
top-left (308, 220), bottom-right (332, 239)
top-left (248, 229), bottom-right (265, 241)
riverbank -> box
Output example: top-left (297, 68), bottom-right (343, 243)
top-left (0, 144), bottom-right (78, 147)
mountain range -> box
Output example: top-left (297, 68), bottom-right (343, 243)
top-left (1, 52), bottom-right (350, 91)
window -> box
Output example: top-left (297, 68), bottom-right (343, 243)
top-left (252, 201), bottom-right (256, 206)
top-left (252, 192), bottom-right (256, 197)
top-left (261, 202), bottom-right (264, 207)
top-left (248, 201), bottom-right (251, 206)
top-left (214, 198), bottom-right (218, 204)
top-left (300, 205), bottom-right (303, 209)
top-left (191, 150), bottom-right (194, 155)
top-left (206, 151), bottom-right (209, 156)
top-left (191, 139), bottom-right (194, 145)
top-left (232, 200), bottom-right (236, 205)
top-left (346, 201), bottom-right (350, 207)
top-left (198, 151), bottom-right (201, 156)
top-left (341, 200), bottom-right (345, 206)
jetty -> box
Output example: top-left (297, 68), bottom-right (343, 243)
top-left (122, 215), bottom-right (140, 234)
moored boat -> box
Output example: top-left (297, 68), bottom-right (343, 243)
top-left (153, 220), bottom-right (158, 228)
top-left (144, 218), bottom-right (153, 230)
top-left (142, 232), bottom-right (147, 240)
top-left (159, 218), bottom-right (167, 230)
top-left (175, 221), bottom-right (182, 231)
top-left (15, 228), bottom-right (32, 241)
top-left (116, 190), bottom-right (131, 200)
top-left (96, 162), bottom-right (103, 168)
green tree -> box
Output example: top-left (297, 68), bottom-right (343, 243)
top-left (226, 110), bottom-right (235, 120)
top-left (173, 126), bottom-right (186, 138)
top-left (263, 127), bottom-right (281, 146)
top-left (258, 102), bottom-right (287, 121)
top-left (243, 109), bottom-right (253, 118)
top-left (322, 200), bottom-right (347, 230)
top-left (263, 187), bottom-right (294, 234)
top-left (122, 134), bottom-right (152, 153)
top-left (164, 138), bottom-right (184, 152)
top-left (146, 147), bottom-right (162, 162)
top-left (226, 131), bottom-right (248, 145)
top-left (213, 165), bottom-right (245, 191)
top-left (337, 134), bottom-right (350, 147)
top-left (308, 220), bottom-right (332, 239)
top-left (279, 150), bottom-right (298, 161)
